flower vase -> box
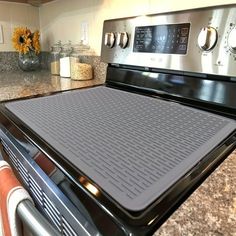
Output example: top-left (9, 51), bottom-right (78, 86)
top-left (18, 51), bottom-right (40, 71)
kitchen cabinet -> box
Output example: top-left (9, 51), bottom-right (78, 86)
top-left (1, 0), bottom-right (54, 6)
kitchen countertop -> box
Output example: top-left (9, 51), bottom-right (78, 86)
top-left (0, 70), bottom-right (235, 235)
top-left (0, 70), bottom-right (105, 102)
top-left (155, 148), bottom-right (236, 236)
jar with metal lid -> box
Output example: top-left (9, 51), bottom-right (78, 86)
top-left (70, 44), bottom-right (82, 67)
top-left (59, 42), bottom-right (72, 78)
top-left (50, 41), bottom-right (61, 75)
top-left (70, 43), bottom-right (92, 80)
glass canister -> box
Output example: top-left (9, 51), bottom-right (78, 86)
top-left (70, 44), bottom-right (82, 74)
top-left (70, 43), bottom-right (92, 81)
top-left (50, 41), bottom-right (61, 75)
top-left (59, 42), bottom-right (72, 78)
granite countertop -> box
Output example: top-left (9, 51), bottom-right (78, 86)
top-left (0, 70), bottom-right (105, 102)
top-left (155, 148), bottom-right (236, 236)
top-left (0, 70), bottom-right (235, 235)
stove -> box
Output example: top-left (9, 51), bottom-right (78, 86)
top-left (1, 4), bottom-right (236, 236)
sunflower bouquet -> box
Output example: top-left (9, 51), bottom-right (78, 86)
top-left (12, 27), bottom-right (40, 55)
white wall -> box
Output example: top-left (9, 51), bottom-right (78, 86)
top-left (39, 0), bottom-right (236, 55)
top-left (0, 1), bottom-right (40, 51)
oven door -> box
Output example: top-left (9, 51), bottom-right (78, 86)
top-left (0, 124), bottom-right (102, 236)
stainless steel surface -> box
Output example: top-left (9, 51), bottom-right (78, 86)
top-left (17, 200), bottom-right (60, 236)
top-left (197, 27), bottom-right (217, 51)
top-left (101, 4), bottom-right (236, 77)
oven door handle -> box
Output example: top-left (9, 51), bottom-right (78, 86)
top-left (17, 199), bottom-right (60, 236)
top-left (0, 152), bottom-right (60, 236)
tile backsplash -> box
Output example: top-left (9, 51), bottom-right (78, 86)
top-left (0, 51), bottom-right (107, 82)
top-left (0, 52), bottom-right (49, 71)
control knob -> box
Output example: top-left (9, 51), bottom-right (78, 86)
top-left (117, 32), bottom-right (129, 48)
top-left (104, 32), bottom-right (116, 48)
top-left (228, 27), bottom-right (236, 53)
top-left (198, 27), bottom-right (218, 51)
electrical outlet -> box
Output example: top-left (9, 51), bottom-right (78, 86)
top-left (81, 21), bottom-right (88, 45)
top-left (0, 25), bottom-right (3, 44)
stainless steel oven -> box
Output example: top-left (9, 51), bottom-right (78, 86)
top-left (1, 4), bottom-right (236, 236)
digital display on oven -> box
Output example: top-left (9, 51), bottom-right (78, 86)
top-left (133, 23), bottom-right (190, 54)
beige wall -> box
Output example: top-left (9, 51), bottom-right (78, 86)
top-left (39, 0), bottom-right (236, 55)
top-left (0, 1), bottom-right (40, 51)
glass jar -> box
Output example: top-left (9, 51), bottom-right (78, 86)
top-left (50, 41), bottom-right (61, 75)
top-left (59, 42), bottom-right (72, 78)
top-left (70, 43), bottom-right (92, 80)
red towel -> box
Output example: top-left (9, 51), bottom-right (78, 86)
top-left (0, 161), bottom-right (33, 236)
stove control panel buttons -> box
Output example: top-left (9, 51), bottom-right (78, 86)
top-left (198, 27), bottom-right (218, 51)
top-left (117, 32), bottom-right (129, 48)
top-left (228, 27), bottom-right (236, 53)
top-left (104, 32), bottom-right (116, 48)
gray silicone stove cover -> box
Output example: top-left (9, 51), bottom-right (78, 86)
top-left (5, 87), bottom-right (236, 211)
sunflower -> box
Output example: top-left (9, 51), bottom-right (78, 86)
top-left (12, 27), bottom-right (40, 55)
top-left (12, 27), bottom-right (31, 54)
top-left (32, 30), bottom-right (40, 54)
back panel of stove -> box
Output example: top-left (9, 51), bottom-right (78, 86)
top-left (101, 4), bottom-right (236, 78)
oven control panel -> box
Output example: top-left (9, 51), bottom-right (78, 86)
top-left (133, 23), bottom-right (190, 54)
top-left (101, 4), bottom-right (236, 78)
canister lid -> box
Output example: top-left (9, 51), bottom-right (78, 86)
top-left (61, 41), bottom-right (72, 50)
top-left (73, 41), bottom-right (90, 50)
top-left (51, 40), bottom-right (62, 51)
top-left (71, 41), bottom-right (90, 55)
